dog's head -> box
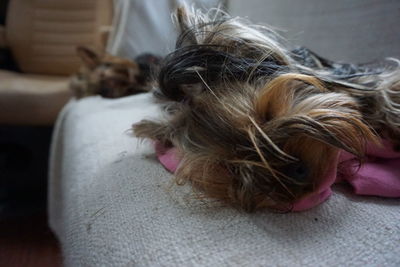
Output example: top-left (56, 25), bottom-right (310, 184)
top-left (137, 7), bottom-right (378, 211)
top-left (162, 74), bottom-right (376, 211)
top-left (71, 46), bottom-right (144, 98)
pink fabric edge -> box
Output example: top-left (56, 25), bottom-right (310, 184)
top-left (154, 140), bottom-right (400, 212)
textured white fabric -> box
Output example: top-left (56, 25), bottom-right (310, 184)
top-left (49, 93), bottom-right (400, 266)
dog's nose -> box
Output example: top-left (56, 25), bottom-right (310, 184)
top-left (99, 87), bottom-right (112, 98)
top-left (282, 162), bottom-right (309, 181)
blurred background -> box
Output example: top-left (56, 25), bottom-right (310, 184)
top-left (229, 0), bottom-right (400, 62)
top-left (0, 0), bottom-right (399, 266)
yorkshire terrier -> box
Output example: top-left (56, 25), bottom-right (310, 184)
top-left (133, 7), bottom-right (400, 212)
top-left (70, 46), bottom-right (161, 99)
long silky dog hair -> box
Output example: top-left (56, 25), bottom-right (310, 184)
top-left (134, 7), bottom-right (400, 212)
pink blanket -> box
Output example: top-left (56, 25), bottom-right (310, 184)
top-left (155, 140), bottom-right (400, 211)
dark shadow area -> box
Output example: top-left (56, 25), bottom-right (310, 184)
top-left (0, 126), bottom-right (61, 266)
top-left (0, 212), bottom-right (62, 267)
top-left (0, 0), bottom-right (19, 72)
top-left (0, 125), bottom-right (53, 219)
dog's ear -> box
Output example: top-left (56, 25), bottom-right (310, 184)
top-left (254, 73), bottom-right (379, 157)
top-left (175, 6), bottom-right (198, 45)
top-left (176, 7), bottom-right (190, 33)
top-left (76, 46), bottom-right (100, 69)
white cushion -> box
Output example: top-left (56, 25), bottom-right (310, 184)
top-left (49, 93), bottom-right (400, 266)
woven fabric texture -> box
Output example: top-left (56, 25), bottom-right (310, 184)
top-left (49, 93), bottom-right (400, 266)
